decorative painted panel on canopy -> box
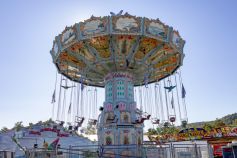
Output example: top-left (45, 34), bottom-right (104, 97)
top-left (144, 18), bottom-right (169, 41)
top-left (70, 42), bottom-right (96, 63)
top-left (134, 37), bottom-right (161, 60)
top-left (60, 26), bottom-right (77, 49)
top-left (112, 13), bottom-right (141, 34)
top-left (113, 35), bottom-right (137, 57)
top-left (50, 12), bottom-right (185, 87)
top-left (80, 16), bottom-right (109, 37)
top-left (89, 36), bottom-right (110, 59)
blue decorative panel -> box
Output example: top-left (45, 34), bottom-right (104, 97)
top-left (105, 81), bottom-right (113, 101)
top-left (116, 80), bottom-right (125, 99)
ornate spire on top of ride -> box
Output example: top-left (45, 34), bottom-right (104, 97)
top-left (50, 10), bottom-right (187, 156)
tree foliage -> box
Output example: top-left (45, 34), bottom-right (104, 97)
top-left (232, 119), bottom-right (237, 125)
top-left (13, 121), bottom-right (24, 131)
top-left (1, 127), bottom-right (9, 133)
top-left (213, 119), bottom-right (226, 128)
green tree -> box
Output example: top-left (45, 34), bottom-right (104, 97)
top-left (28, 123), bottom-right (33, 129)
top-left (1, 127), bottom-right (9, 133)
top-left (213, 119), bottom-right (226, 128)
top-left (155, 125), bottom-right (179, 135)
top-left (14, 121), bottom-right (24, 131)
top-left (44, 118), bottom-right (54, 126)
top-left (156, 127), bottom-right (163, 135)
top-left (37, 120), bottom-right (43, 125)
top-left (203, 123), bottom-right (213, 132)
top-left (147, 128), bottom-right (157, 135)
top-left (181, 120), bottom-right (188, 128)
top-left (166, 126), bottom-right (179, 135)
top-left (232, 119), bottom-right (237, 125)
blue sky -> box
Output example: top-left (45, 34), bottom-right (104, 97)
top-left (0, 0), bottom-right (237, 129)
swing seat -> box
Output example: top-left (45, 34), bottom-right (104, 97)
top-left (74, 117), bottom-right (85, 127)
top-left (152, 118), bottom-right (160, 124)
top-left (147, 114), bottom-right (151, 120)
top-left (132, 117), bottom-right (147, 124)
top-left (135, 108), bottom-right (142, 114)
top-left (141, 112), bottom-right (151, 120)
top-left (55, 120), bottom-right (65, 126)
top-left (59, 121), bottom-right (64, 126)
top-left (163, 121), bottom-right (169, 127)
top-left (74, 126), bottom-right (79, 131)
top-left (78, 120), bottom-right (85, 126)
top-left (52, 124), bottom-right (57, 130)
top-left (132, 111), bottom-right (151, 124)
top-left (68, 125), bottom-right (73, 130)
top-left (88, 119), bottom-right (97, 125)
top-left (169, 116), bottom-right (176, 123)
top-left (75, 116), bottom-right (85, 123)
top-left (181, 120), bottom-right (187, 128)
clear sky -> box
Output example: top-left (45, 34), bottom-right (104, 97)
top-left (0, 0), bottom-right (237, 129)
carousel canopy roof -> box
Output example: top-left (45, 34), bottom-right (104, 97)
top-left (50, 11), bottom-right (185, 87)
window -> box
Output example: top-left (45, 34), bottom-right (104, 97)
top-left (106, 82), bottom-right (113, 101)
top-left (117, 80), bottom-right (125, 99)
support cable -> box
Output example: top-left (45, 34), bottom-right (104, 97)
top-left (56, 75), bottom-right (63, 121)
top-left (52, 71), bottom-right (58, 120)
top-left (174, 73), bottom-right (182, 121)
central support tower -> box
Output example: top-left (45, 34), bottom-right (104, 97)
top-left (97, 72), bottom-right (143, 156)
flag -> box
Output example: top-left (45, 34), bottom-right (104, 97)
top-left (80, 78), bottom-right (84, 91)
top-left (182, 84), bottom-right (186, 98)
top-left (171, 96), bottom-right (174, 109)
top-left (68, 103), bottom-right (71, 114)
top-left (51, 90), bottom-right (56, 103)
top-left (48, 138), bottom-right (59, 150)
top-left (144, 73), bottom-right (149, 88)
top-left (164, 85), bottom-right (176, 92)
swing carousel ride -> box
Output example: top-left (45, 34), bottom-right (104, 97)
top-left (50, 11), bottom-right (188, 155)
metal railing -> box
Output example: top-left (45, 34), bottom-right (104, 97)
top-left (23, 142), bottom-right (214, 158)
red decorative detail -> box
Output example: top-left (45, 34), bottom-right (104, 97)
top-left (213, 144), bottom-right (227, 157)
top-left (40, 128), bottom-right (53, 132)
top-left (57, 133), bottom-right (69, 137)
top-left (52, 128), bottom-right (60, 133)
top-left (29, 131), bottom-right (41, 135)
top-left (105, 72), bottom-right (133, 81)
